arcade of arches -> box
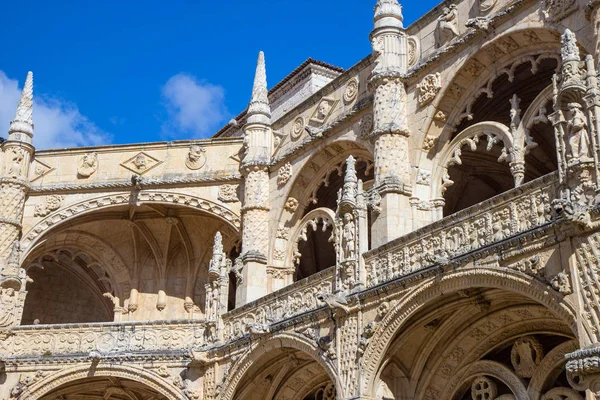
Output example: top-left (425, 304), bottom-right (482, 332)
top-left (3, 0), bottom-right (600, 398)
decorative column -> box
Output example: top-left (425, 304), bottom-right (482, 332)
top-left (238, 52), bottom-right (272, 306)
top-left (548, 30), bottom-right (600, 219)
top-left (205, 231), bottom-right (230, 320)
top-left (333, 156), bottom-right (369, 294)
top-left (368, 0), bottom-right (412, 248)
top-left (0, 72), bottom-right (35, 329)
top-left (549, 30), bottom-right (600, 398)
top-left (587, 0), bottom-right (600, 66)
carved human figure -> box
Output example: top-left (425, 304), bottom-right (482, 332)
top-left (0, 287), bottom-right (17, 327)
top-left (437, 5), bottom-right (459, 46)
top-left (7, 240), bottom-right (21, 266)
top-left (342, 213), bottom-right (356, 260)
top-left (133, 154), bottom-right (147, 171)
top-left (317, 101), bottom-right (332, 121)
top-left (8, 148), bottom-right (24, 177)
top-left (566, 103), bottom-right (591, 161)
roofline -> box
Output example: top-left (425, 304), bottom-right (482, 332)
top-left (212, 58), bottom-right (344, 138)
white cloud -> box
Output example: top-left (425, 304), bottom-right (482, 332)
top-left (161, 73), bottom-right (229, 138)
top-left (0, 70), bottom-right (112, 150)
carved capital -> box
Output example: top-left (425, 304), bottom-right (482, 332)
top-left (566, 347), bottom-right (600, 394)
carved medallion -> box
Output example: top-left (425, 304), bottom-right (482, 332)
top-left (408, 36), bottom-right (420, 67)
top-left (343, 78), bottom-right (359, 104)
top-left (185, 143), bottom-right (207, 170)
top-left (310, 98), bottom-right (338, 125)
top-left (120, 152), bottom-right (163, 175)
top-left (290, 116), bottom-right (305, 141)
top-left (417, 73), bottom-right (442, 107)
top-left (77, 152), bottom-right (98, 178)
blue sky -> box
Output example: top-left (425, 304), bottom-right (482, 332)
top-left (0, 0), bottom-right (440, 149)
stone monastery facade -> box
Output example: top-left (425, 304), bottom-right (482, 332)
top-left (3, 0), bottom-right (600, 398)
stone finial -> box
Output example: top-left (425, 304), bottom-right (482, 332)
top-left (247, 51), bottom-right (271, 125)
top-left (8, 71), bottom-right (34, 140)
top-left (208, 231), bottom-right (225, 280)
top-left (373, 0), bottom-right (404, 29)
top-left (341, 155), bottom-right (358, 203)
top-left (561, 29), bottom-right (580, 63)
top-left (213, 231), bottom-right (224, 255)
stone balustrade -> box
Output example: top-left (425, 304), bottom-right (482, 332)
top-left (222, 267), bottom-right (335, 342)
top-left (0, 319), bottom-right (213, 360)
top-left (364, 172), bottom-right (559, 288)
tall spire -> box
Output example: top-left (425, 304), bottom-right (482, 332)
top-left (246, 51), bottom-right (271, 125)
top-left (373, 0), bottom-right (404, 30)
top-left (8, 72), bottom-right (34, 142)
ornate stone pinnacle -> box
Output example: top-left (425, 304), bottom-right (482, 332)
top-left (341, 156), bottom-right (358, 203)
top-left (373, 0), bottom-right (403, 29)
top-left (8, 71), bottom-right (34, 140)
top-left (247, 51), bottom-right (271, 125)
top-left (213, 231), bottom-right (224, 255)
top-left (561, 29), bottom-right (580, 63)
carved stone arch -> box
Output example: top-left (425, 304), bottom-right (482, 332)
top-left (288, 207), bottom-right (336, 268)
top-left (420, 26), bottom-right (572, 157)
top-left (23, 230), bottom-right (132, 300)
top-left (360, 266), bottom-right (577, 396)
top-left (527, 339), bottom-right (578, 400)
top-left (20, 363), bottom-right (184, 400)
top-left (21, 191), bottom-right (241, 253)
top-left (283, 140), bottom-right (373, 225)
top-left (449, 360), bottom-right (529, 399)
top-left (220, 332), bottom-right (340, 400)
top-left (431, 121), bottom-right (514, 198)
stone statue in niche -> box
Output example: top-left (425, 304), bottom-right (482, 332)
top-left (77, 152), bottom-right (98, 178)
top-left (342, 213), bottom-right (356, 260)
top-left (185, 144), bottom-right (207, 170)
top-left (566, 102), bottom-right (592, 162)
top-left (436, 5), bottom-right (459, 47)
top-left (8, 148), bottom-right (24, 178)
top-left (0, 287), bottom-right (17, 328)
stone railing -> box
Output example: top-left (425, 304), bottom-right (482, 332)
top-left (365, 173), bottom-right (559, 287)
top-left (0, 319), bottom-right (212, 359)
top-left (222, 267), bottom-right (335, 342)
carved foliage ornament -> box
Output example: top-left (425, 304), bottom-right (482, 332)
top-left (77, 152), bottom-right (98, 178)
top-left (34, 195), bottom-right (64, 217)
top-left (277, 163), bottom-right (293, 187)
top-left (417, 73), bottom-right (442, 107)
top-left (218, 184), bottom-right (239, 203)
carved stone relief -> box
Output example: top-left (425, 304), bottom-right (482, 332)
top-left (290, 116), bottom-right (305, 141)
top-left (344, 78), bottom-right (359, 105)
top-left (185, 144), bottom-right (207, 170)
top-left (277, 163), bottom-right (293, 187)
top-left (417, 73), bottom-right (442, 107)
top-left (310, 98), bottom-right (338, 125)
top-left (218, 185), bottom-right (239, 203)
top-left (34, 195), bottom-right (64, 217)
top-left (120, 152), bottom-right (163, 175)
top-left (408, 36), bottom-right (421, 68)
top-left (542, 0), bottom-right (577, 21)
top-left (30, 159), bottom-right (54, 182)
top-left (77, 152), bottom-right (98, 178)
top-left (284, 197), bottom-right (299, 212)
top-left (437, 5), bottom-right (459, 47)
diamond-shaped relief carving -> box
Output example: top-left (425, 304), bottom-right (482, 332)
top-left (309, 97), bottom-right (338, 126)
top-left (120, 152), bottom-right (163, 175)
top-left (30, 159), bottom-right (55, 182)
